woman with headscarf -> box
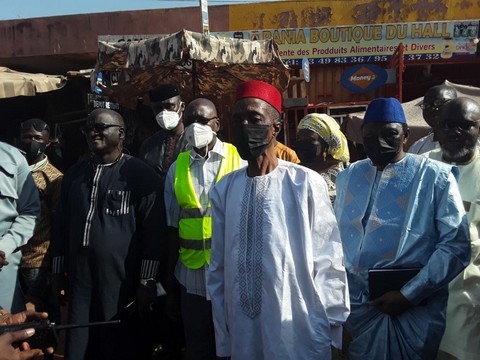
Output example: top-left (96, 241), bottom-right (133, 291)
top-left (295, 113), bottom-right (350, 204)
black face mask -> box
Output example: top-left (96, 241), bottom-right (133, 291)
top-left (363, 136), bottom-right (401, 167)
top-left (295, 141), bottom-right (319, 164)
top-left (232, 124), bottom-right (272, 161)
top-left (19, 140), bottom-right (47, 164)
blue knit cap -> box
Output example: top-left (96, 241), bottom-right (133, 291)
top-left (363, 98), bottom-right (407, 125)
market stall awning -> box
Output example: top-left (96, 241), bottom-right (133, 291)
top-left (0, 66), bottom-right (66, 99)
top-left (94, 29), bottom-right (290, 109)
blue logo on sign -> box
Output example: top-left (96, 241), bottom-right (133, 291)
top-left (341, 64), bottom-right (387, 93)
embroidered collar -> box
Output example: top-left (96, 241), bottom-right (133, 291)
top-left (29, 155), bottom-right (49, 173)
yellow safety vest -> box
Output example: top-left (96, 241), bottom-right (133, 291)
top-left (174, 142), bottom-right (242, 269)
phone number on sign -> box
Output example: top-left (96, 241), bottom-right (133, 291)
top-left (282, 53), bottom-right (444, 65)
top-left (282, 56), bottom-right (389, 65)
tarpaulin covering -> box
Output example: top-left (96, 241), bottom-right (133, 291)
top-left (0, 67), bottom-right (66, 99)
top-left (94, 29), bottom-right (290, 108)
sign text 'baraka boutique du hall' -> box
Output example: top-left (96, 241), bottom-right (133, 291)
top-left (220, 20), bottom-right (479, 65)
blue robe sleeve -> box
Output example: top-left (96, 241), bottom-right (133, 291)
top-left (401, 172), bottom-right (471, 304)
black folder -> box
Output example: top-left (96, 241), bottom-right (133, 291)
top-left (368, 267), bottom-right (421, 300)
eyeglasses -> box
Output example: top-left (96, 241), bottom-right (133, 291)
top-left (419, 99), bottom-right (450, 111)
top-left (81, 123), bottom-right (123, 134)
top-left (20, 119), bottom-right (49, 132)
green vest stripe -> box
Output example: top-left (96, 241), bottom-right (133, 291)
top-left (179, 237), bottom-right (212, 250)
top-left (180, 207), bottom-right (212, 219)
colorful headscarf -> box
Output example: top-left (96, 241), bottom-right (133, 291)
top-left (297, 113), bottom-right (350, 163)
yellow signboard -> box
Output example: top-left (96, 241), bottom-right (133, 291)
top-left (229, 0), bottom-right (480, 30)
top-left (219, 20), bottom-right (479, 65)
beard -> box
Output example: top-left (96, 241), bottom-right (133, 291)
top-left (443, 144), bottom-right (476, 163)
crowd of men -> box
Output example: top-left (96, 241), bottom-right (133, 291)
top-left (0, 79), bottom-right (479, 360)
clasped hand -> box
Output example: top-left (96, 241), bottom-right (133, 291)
top-left (369, 290), bottom-right (413, 316)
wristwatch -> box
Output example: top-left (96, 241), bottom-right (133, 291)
top-left (139, 278), bottom-right (156, 288)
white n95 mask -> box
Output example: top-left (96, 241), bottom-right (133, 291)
top-left (185, 123), bottom-right (214, 149)
top-left (155, 110), bottom-right (181, 130)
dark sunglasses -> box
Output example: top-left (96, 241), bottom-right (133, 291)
top-left (20, 119), bottom-right (49, 132)
top-left (81, 123), bottom-right (123, 134)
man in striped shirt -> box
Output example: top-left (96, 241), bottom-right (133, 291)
top-left (51, 109), bottom-right (166, 360)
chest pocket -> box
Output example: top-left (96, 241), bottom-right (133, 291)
top-left (0, 162), bottom-right (19, 200)
top-left (105, 190), bottom-right (131, 216)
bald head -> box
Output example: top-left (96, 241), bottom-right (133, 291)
top-left (82, 108), bottom-right (126, 163)
top-left (183, 98), bottom-right (219, 128)
top-left (425, 85), bottom-right (457, 102)
top-left (422, 85), bottom-right (458, 127)
top-left (437, 97), bottom-right (480, 164)
top-left (87, 108), bottom-right (125, 128)
top-left (441, 97), bottom-right (480, 123)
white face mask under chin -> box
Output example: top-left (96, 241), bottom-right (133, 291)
top-left (185, 123), bottom-right (215, 150)
top-left (155, 109), bottom-right (181, 130)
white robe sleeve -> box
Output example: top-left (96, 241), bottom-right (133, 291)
top-left (208, 184), bottom-right (231, 357)
top-left (310, 174), bottom-right (350, 349)
top-left (164, 161), bottom-right (180, 228)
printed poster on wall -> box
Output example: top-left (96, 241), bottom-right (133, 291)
top-left (217, 20), bottom-right (480, 65)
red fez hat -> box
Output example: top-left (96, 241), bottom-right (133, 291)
top-left (235, 80), bottom-right (282, 113)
